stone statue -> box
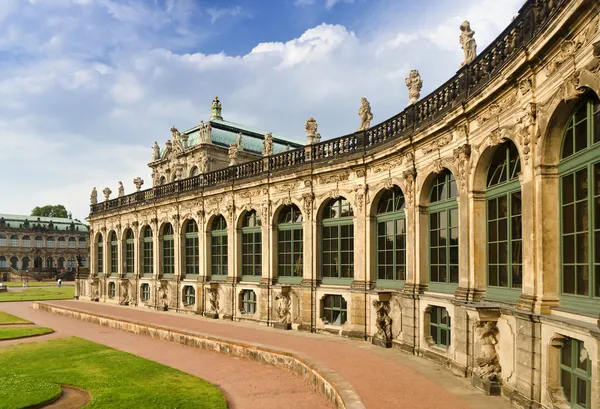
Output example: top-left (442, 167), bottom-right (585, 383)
top-left (275, 291), bottom-right (292, 324)
top-left (90, 280), bottom-right (99, 300)
top-left (199, 151), bottom-right (210, 173)
top-left (405, 70), bottom-right (423, 105)
top-left (228, 144), bottom-right (239, 166)
top-left (236, 132), bottom-right (243, 149)
top-left (460, 20), bottom-right (477, 66)
top-left (152, 141), bottom-right (160, 160)
top-left (90, 187), bottom-right (98, 205)
top-left (474, 321), bottom-right (501, 382)
top-left (358, 97), bottom-right (373, 131)
top-left (118, 181), bottom-right (124, 197)
top-left (262, 132), bottom-right (273, 156)
top-left (547, 385), bottom-right (571, 409)
top-left (305, 117), bottom-right (321, 144)
top-left (211, 96), bottom-right (222, 120)
top-left (158, 281), bottom-right (169, 311)
top-left (102, 187), bottom-right (112, 201)
top-left (373, 300), bottom-right (393, 342)
top-left (199, 121), bottom-right (212, 144)
top-left (207, 288), bottom-right (219, 314)
top-left (170, 126), bottom-right (180, 141)
top-left (120, 280), bottom-right (131, 305)
top-left (133, 177), bottom-right (144, 192)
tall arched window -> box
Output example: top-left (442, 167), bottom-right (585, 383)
top-left (57, 257), bottom-right (64, 270)
top-left (78, 237), bottom-right (86, 248)
top-left (486, 141), bottom-right (522, 300)
top-left (278, 205), bottom-right (303, 280)
top-left (58, 237), bottom-right (66, 248)
top-left (0, 234), bottom-right (5, 247)
top-left (46, 257), bottom-right (54, 269)
top-left (47, 237), bottom-right (55, 248)
top-left (10, 256), bottom-right (18, 269)
top-left (322, 198), bottom-right (354, 280)
top-left (184, 220), bottom-right (199, 276)
top-left (9, 235), bottom-right (18, 247)
top-left (211, 216), bottom-right (228, 278)
top-left (68, 237), bottom-right (76, 248)
top-left (429, 170), bottom-right (459, 289)
top-left (109, 231), bottom-right (118, 275)
top-left (34, 236), bottom-right (43, 248)
top-left (241, 211), bottom-right (262, 279)
top-left (34, 256), bottom-right (43, 270)
top-left (22, 236), bottom-right (30, 248)
top-left (190, 166), bottom-right (199, 177)
top-left (142, 226), bottom-right (153, 276)
top-left (96, 234), bottom-right (103, 275)
top-left (124, 229), bottom-right (134, 276)
top-left (22, 257), bottom-right (30, 270)
top-left (376, 186), bottom-right (406, 285)
top-left (162, 224), bottom-right (174, 276)
top-left (559, 94), bottom-right (600, 312)
top-left (0, 256), bottom-right (6, 268)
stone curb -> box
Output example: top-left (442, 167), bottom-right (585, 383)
top-left (33, 302), bottom-right (366, 409)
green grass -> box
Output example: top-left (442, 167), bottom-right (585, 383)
top-left (0, 337), bottom-right (228, 409)
top-left (0, 311), bottom-right (31, 324)
top-left (0, 288), bottom-right (74, 302)
top-left (0, 326), bottom-right (53, 340)
top-left (1, 282), bottom-right (74, 287)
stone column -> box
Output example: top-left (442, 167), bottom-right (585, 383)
top-left (460, 191), bottom-right (486, 301)
top-left (173, 222), bottom-right (182, 280)
top-left (197, 213), bottom-right (207, 282)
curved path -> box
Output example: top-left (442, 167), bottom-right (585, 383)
top-left (0, 302), bottom-right (334, 409)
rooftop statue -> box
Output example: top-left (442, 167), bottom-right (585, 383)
top-left (262, 132), bottom-right (274, 156)
top-left (133, 177), bottom-right (144, 192)
top-left (103, 187), bottom-right (112, 201)
top-left (405, 70), bottom-right (423, 105)
top-left (211, 96), bottom-right (223, 120)
top-left (152, 141), bottom-right (160, 161)
top-left (358, 97), bottom-right (373, 131)
top-left (305, 117), bottom-right (321, 145)
top-left (236, 132), bottom-right (243, 149)
top-left (90, 187), bottom-right (98, 205)
top-left (118, 181), bottom-right (124, 198)
top-left (460, 21), bottom-right (477, 67)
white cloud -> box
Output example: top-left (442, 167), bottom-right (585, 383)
top-left (206, 6), bottom-right (242, 24)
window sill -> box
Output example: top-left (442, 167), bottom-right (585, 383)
top-left (277, 276), bottom-right (303, 285)
top-left (427, 283), bottom-right (458, 294)
top-left (210, 275), bottom-right (227, 282)
top-left (376, 280), bottom-right (405, 290)
top-left (321, 278), bottom-right (353, 286)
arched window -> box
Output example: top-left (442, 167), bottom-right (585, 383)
top-left (34, 256), bottom-right (43, 270)
top-left (278, 205), bottom-right (303, 279)
top-left (10, 256), bottom-right (18, 269)
top-left (190, 166), bottom-right (199, 177)
top-left (486, 141), bottom-right (522, 299)
top-left (124, 229), bottom-right (134, 275)
top-left (142, 226), bottom-right (153, 276)
top-left (184, 220), bottom-right (199, 276)
top-left (429, 170), bottom-right (459, 289)
top-left (34, 236), bottom-right (43, 248)
top-left (9, 235), bottom-right (18, 247)
top-left (0, 234), bottom-right (5, 247)
top-left (78, 237), bottom-right (86, 248)
top-left (47, 237), bottom-right (55, 248)
top-left (162, 224), bottom-right (174, 276)
top-left (241, 211), bottom-right (262, 279)
top-left (22, 257), bottom-right (30, 270)
top-left (46, 257), bottom-right (54, 269)
top-left (0, 256), bottom-right (6, 268)
top-left (68, 237), bottom-right (76, 248)
top-left (322, 198), bottom-right (354, 280)
top-left (57, 257), bottom-right (64, 269)
top-left (96, 234), bottom-right (104, 275)
top-left (376, 186), bottom-right (406, 284)
top-left (109, 232), bottom-right (118, 275)
top-left (22, 236), bottom-right (30, 248)
top-left (58, 237), bottom-right (66, 248)
top-left (211, 216), bottom-right (228, 278)
top-left (183, 286), bottom-right (195, 306)
top-left (559, 95), bottom-right (600, 311)
top-left (108, 282), bottom-right (116, 298)
top-left (159, 176), bottom-right (166, 185)
top-left (241, 290), bottom-right (257, 314)
top-left (141, 283), bottom-right (150, 302)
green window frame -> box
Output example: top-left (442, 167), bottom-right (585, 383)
top-left (142, 227), bottom-right (153, 276)
top-left (322, 198), bottom-right (354, 282)
top-left (125, 230), bottom-right (134, 275)
top-left (428, 170), bottom-right (459, 291)
top-left (0, 235), bottom-right (5, 247)
top-left (486, 141), bottom-right (523, 302)
top-left (68, 237), bottom-right (76, 249)
top-left (559, 95), bottom-right (600, 314)
top-left (241, 211), bottom-right (262, 280)
top-left (211, 216), bottom-right (228, 279)
top-left (35, 236), bottom-right (43, 248)
top-left (184, 220), bottom-right (199, 276)
top-left (141, 283), bottom-right (150, 302)
top-left (9, 235), bottom-right (18, 247)
top-left (79, 237), bottom-right (86, 249)
top-left (108, 282), bottom-right (115, 298)
top-left (241, 290), bottom-right (257, 314)
top-left (183, 286), bottom-right (196, 306)
top-left (278, 205), bottom-right (304, 282)
top-left (429, 306), bottom-right (451, 348)
top-left (109, 232), bottom-right (118, 275)
top-left (162, 224), bottom-right (174, 277)
top-left (322, 295), bottom-right (347, 325)
top-left (22, 236), bottom-right (30, 248)
top-left (58, 237), bottom-right (65, 248)
top-left (560, 337), bottom-right (591, 408)
top-left (47, 237), bottom-right (55, 248)
top-left (376, 186), bottom-right (406, 287)
top-left (96, 235), bottom-right (103, 275)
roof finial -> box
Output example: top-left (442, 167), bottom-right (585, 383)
top-left (211, 96), bottom-right (222, 120)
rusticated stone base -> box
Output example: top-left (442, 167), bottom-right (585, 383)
top-left (341, 330), bottom-right (365, 340)
top-left (371, 337), bottom-right (392, 348)
top-left (273, 322), bottom-right (292, 330)
top-left (471, 374), bottom-right (501, 396)
top-left (204, 311), bottom-right (219, 319)
top-left (298, 324), bottom-right (312, 332)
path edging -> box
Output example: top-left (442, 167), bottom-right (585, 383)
top-left (33, 302), bottom-right (365, 409)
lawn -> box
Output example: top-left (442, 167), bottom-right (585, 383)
top-left (0, 311), bottom-right (31, 324)
top-left (0, 288), bottom-right (74, 302)
top-left (0, 326), bottom-right (53, 340)
top-left (1, 282), bottom-right (74, 287)
top-left (0, 337), bottom-right (228, 409)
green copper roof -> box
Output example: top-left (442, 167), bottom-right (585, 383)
top-left (0, 213), bottom-right (89, 232)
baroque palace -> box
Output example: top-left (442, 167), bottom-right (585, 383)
top-left (80, 1), bottom-right (600, 408)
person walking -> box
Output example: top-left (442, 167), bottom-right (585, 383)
top-left (57, 278), bottom-right (62, 288)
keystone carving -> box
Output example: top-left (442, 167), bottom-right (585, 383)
top-left (474, 321), bottom-right (501, 382)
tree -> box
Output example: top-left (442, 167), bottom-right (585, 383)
top-left (31, 205), bottom-right (70, 219)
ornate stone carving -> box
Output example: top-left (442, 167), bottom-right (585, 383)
top-left (211, 96), bottom-right (222, 120)
top-left (90, 187), bottom-right (98, 205)
top-left (453, 144), bottom-right (471, 191)
top-left (383, 178), bottom-right (394, 190)
top-left (358, 97), bottom-right (373, 131)
top-left (354, 184), bottom-right (367, 212)
top-left (421, 133), bottom-right (453, 155)
top-left (102, 187), bottom-right (112, 201)
top-left (152, 141), bottom-right (160, 161)
top-left (118, 181), bottom-right (124, 198)
top-left (477, 91), bottom-right (518, 125)
top-left (276, 183), bottom-right (297, 193)
top-left (489, 127), bottom-right (507, 146)
top-left (305, 117), bottom-right (321, 145)
top-left (328, 188), bottom-right (340, 200)
top-left (545, 18), bottom-right (599, 77)
top-left (275, 291), bottom-right (292, 324)
top-left (239, 188), bottom-right (267, 199)
top-left (228, 144), bottom-right (240, 166)
top-left (371, 156), bottom-right (403, 174)
top-left (355, 168), bottom-right (366, 178)
top-left (460, 21), bottom-right (477, 66)
top-left (373, 300), bottom-right (393, 343)
top-left (474, 321), bottom-right (501, 382)
top-left (519, 78), bottom-right (532, 95)
top-left (405, 70), bottom-right (423, 105)
top-left (199, 151), bottom-right (210, 173)
top-left (262, 132), bottom-right (273, 156)
top-left (133, 177), bottom-right (144, 192)
top-left (90, 280), bottom-right (99, 300)
top-left (432, 158), bottom-right (445, 174)
top-left (158, 281), bottom-right (169, 311)
top-left (260, 200), bottom-right (270, 221)
top-left (547, 386), bottom-right (571, 409)
top-left (207, 287), bottom-right (219, 314)
top-left (401, 169), bottom-right (416, 207)
top-left (515, 103), bottom-right (536, 164)
top-left (319, 172), bottom-right (349, 184)
top-left (119, 280), bottom-right (132, 305)
top-left (302, 193), bottom-right (314, 220)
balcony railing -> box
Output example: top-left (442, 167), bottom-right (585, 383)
top-left (91, 0), bottom-right (565, 216)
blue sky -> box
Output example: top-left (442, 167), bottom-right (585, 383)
top-left (0, 0), bottom-right (523, 221)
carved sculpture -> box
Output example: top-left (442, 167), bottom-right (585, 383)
top-left (547, 385), bottom-right (571, 409)
top-left (158, 281), bottom-right (169, 311)
top-left (358, 97), bottom-right (373, 131)
top-left (152, 141), bottom-right (160, 160)
top-left (236, 132), bottom-right (243, 149)
top-left (211, 96), bottom-right (222, 119)
top-left (262, 132), bottom-right (274, 156)
top-left (275, 291), bottom-right (292, 324)
top-left (460, 21), bottom-right (477, 66)
top-left (405, 70), bottom-right (423, 105)
top-left (373, 300), bottom-right (393, 342)
top-left (120, 280), bottom-right (131, 305)
top-left (305, 117), bottom-right (321, 144)
top-left (118, 181), bottom-right (124, 198)
top-left (133, 177), bottom-right (144, 192)
top-left (90, 280), bottom-right (99, 300)
top-left (474, 321), bottom-right (501, 382)
top-left (207, 288), bottom-right (219, 314)
top-left (199, 151), bottom-right (210, 174)
top-left (228, 144), bottom-right (239, 166)
top-left (103, 187), bottom-right (112, 201)
top-left (90, 187), bottom-right (98, 205)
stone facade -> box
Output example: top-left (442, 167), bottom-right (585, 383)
top-left (81, 2), bottom-right (600, 408)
